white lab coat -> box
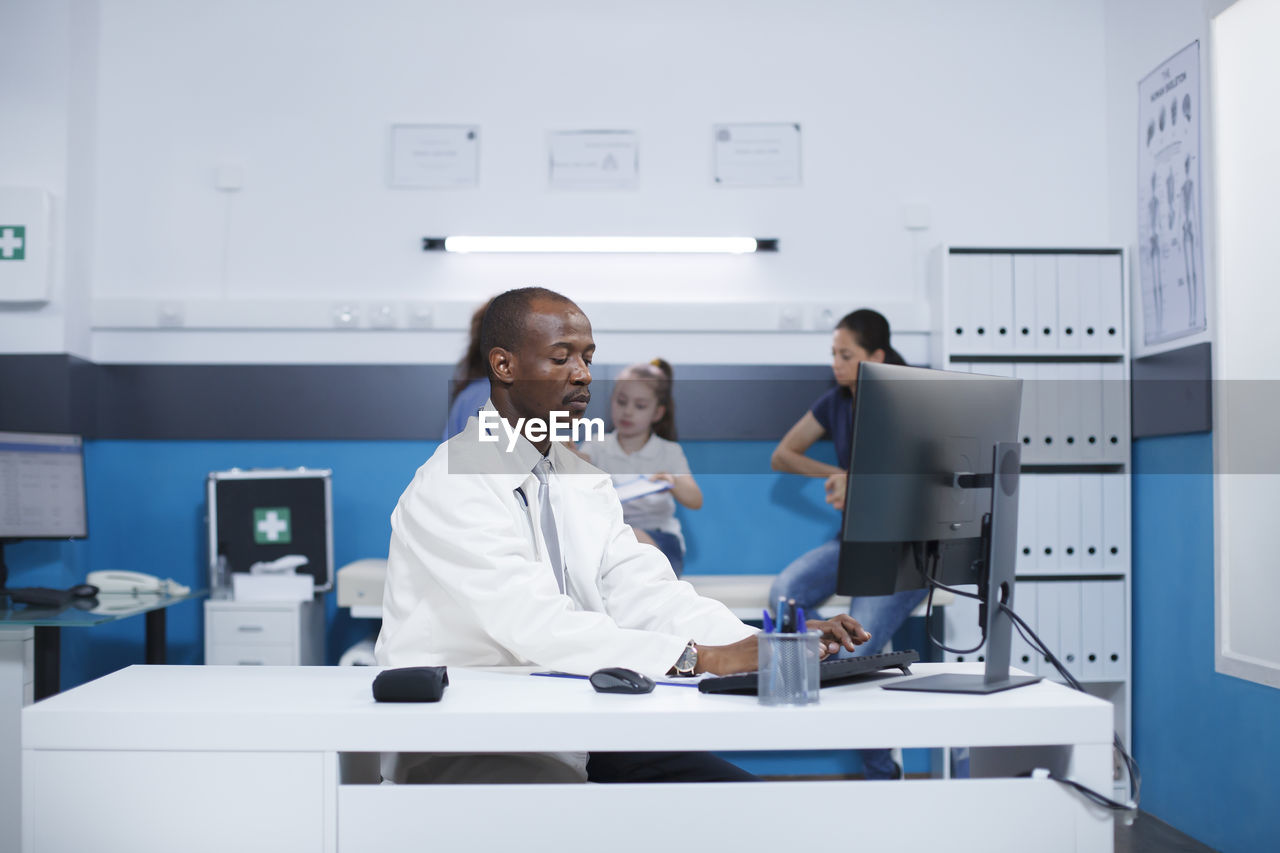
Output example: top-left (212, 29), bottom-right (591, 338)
top-left (374, 403), bottom-right (754, 782)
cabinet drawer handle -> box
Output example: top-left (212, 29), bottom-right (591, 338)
top-left (238, 660), bottom-right (264, 666)
top-left (237, 625), bottom-right (264, 633)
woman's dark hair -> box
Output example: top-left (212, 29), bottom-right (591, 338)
top-left (836, 309), bottom-right (906, 366)
top-left (451, 299), bottom-right (493, 403)
top-left (619, 358), bottom-right (677, 441)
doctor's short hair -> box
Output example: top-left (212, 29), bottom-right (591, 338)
top-left (479, 287), bottom-right (577, 376)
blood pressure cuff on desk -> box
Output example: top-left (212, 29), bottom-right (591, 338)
top-left (372, 666), bottom-right (449, 702)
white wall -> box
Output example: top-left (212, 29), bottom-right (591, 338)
top-left (5, 0), bottom-right (1120, 364)
top-left (0, 0), bottom-right (72, 354)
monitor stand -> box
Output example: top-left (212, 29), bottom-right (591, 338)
top-left (884, 442), bottom-right (1042, 695)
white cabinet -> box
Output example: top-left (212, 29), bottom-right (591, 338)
top-left (204, 599), bottom-right (324, 666)
top-left (932, 246), bottom-right (1132, 798)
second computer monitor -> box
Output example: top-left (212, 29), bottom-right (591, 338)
top-left (836, 362), bottom-right (1021, 598)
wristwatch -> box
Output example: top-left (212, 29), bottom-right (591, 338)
top-left (671, 640), bottom-right (698, 676)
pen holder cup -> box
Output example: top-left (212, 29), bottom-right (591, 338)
top-left (757, 631), bottom-right (821, 706)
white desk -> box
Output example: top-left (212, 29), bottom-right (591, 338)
top-left (22, 663), bottom-right (1115, 853)
top-left (1, 590), bottom-right (202, 853)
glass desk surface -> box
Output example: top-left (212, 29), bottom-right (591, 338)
top-left (0, 589), bottom-right (207, 627)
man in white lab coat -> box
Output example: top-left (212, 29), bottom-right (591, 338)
top-left (376, 287), bottom-right (868, 783)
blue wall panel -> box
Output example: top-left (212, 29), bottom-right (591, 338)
top-left (5, 438), bottom-right (846, 690)
top-left (1132, 433), bottom-right (1280, 853)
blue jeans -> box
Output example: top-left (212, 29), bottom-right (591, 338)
top-left (769, 538), bottom-right (927, 780)
top-left (644, 529), bottom-right (685, 577)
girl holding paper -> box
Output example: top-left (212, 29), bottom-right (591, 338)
top-left (581, 359), bottom-right (701, 577)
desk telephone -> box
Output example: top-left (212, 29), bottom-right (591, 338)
top-left (86, 570), bottom-right (191, 596)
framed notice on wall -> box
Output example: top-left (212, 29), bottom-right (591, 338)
top-left (549, 130), bottom-right (639, 190)
top-left (389, 124), bottom-right (480, 188)
top-left (713, 123), bottom-right (802, 187)
top-left (1137, 42), bottom-right (1206, 347)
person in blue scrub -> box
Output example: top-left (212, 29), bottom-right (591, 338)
top-left (443, 300), bottom-right (494, 440)
top-left (769, 308), bottom-right (926, 780)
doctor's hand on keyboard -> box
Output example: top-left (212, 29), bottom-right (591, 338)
top-left (807, 614), bottom-right (870, 658)
top-left (695, 614), bottom-right (870, 674)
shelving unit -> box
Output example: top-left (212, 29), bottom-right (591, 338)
top-left (929, 246), bottom-right (1132, 798)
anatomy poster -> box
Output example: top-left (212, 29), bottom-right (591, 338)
top-left (1138, 41), bottom-right (1206, 345)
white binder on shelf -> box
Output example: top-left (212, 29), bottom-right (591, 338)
top-left (1035, 362), bottom-right (1061, 461)
top-left (1080, 474), bottom-right (1105, 574)
top-left (1036, 581), bottom-right (1063, 682)
top-left (1079, 579), bottom-right (1106, 681)
top-left (1102, 474), bottom-right (1129, 573)
top-left (1099, 253), bottom-right (1125, 350)
top-left (1102, 361), bottom-right (1128, 463)
top-left (1017, 474), bottom-right (1037, 575)
top-left (968, 253), bottom-right (994, 353)
top-left (1057, 475), bottom-right (1082, 573)
top-left (1011, 579), bottom-right (1039, 675)
top-left (948, 252), bottom-right (974, 353)
top-left (1012, 254), bottom-right (1038, 352)
top-left (1057, 581), bottom-right (1083, 681)
top-left (1077, 254), bottom-right (1102, 347)
top-left (1056, 254), bottom-right (1083, 351)
top-left (1034, 254), bottom-right (1059, 350)
top-left (1079, 362), bottom-right (1105, 461)
top-left (991, 254), bottom-right (1014, 352)
top-left (1058, 362), bottom-right (1083, 462)
top-left (1036, 472), bottom-right (1060, 576)
top-left (1102, 579), bottom-right (1127, 679)
top-left (1014, 362), bottom-right (1038, 456)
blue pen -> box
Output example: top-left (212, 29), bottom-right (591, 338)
top-left (762, 609), bottom-right (775, 633)
top-left (797, 607), bottom-right (806, 632)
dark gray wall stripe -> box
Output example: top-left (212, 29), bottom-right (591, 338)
top-left (0, 356), bottom-right (838, 441)
top-left (0, 354), bottom-right (96, 435)
top-left (1131, 342), bottom-right (1212, 438)
top-left (92, 364), bottom-right (454, 440)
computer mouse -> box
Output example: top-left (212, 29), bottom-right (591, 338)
top-left (70, 584), bottom-right (99, 598)
top-left (589, 667), bottom-right (655, 695)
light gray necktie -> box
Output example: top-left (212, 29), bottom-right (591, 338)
top-left (532, 457), bottom-right (565, 593)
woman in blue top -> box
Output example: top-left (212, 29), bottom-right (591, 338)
top-left (769, 308), bottom-right (925, 780)
top-left (442, 300), bottom-right (494, 441)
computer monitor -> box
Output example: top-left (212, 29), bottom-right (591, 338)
top-left (835, 363), bottom-right (1038, 694)
top-left (0, 431), bottom-right (88, 589)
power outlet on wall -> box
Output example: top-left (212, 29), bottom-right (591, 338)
top-left (332, 303), bottom-right (360, 328)
top-left (156, 302), bottom-right (185, 327)
top-left (778, 306), bottom-right (803, 331)
top-left (406, 302), bottom-right (433, 329)
top-left (368, 303), bottom-right (398, 329)
top-left (810, 305), bottom-right (839, 331)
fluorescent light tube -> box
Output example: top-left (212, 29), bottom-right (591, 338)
top-left (430, 236), bottom-right (771, 254)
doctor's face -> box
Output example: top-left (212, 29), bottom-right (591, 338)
top-left (507, 297), bottom-right (594, 425)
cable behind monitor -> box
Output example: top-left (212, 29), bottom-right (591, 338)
top-left (913, 546), bottom-right (1141, 814)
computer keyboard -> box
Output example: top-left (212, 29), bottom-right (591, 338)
top-left (697, 649), bottom-right (919, 695)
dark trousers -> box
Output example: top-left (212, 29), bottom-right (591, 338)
top-left (586, 752), bottom-right (758, 783)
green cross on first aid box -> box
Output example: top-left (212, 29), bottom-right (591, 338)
top-left (253, 507), bottom-right (292, 544)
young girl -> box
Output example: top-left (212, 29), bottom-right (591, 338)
top-left (582, 359), bottom-right (701, 577)
top-left (770, 309), bottom-right (923, 780)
